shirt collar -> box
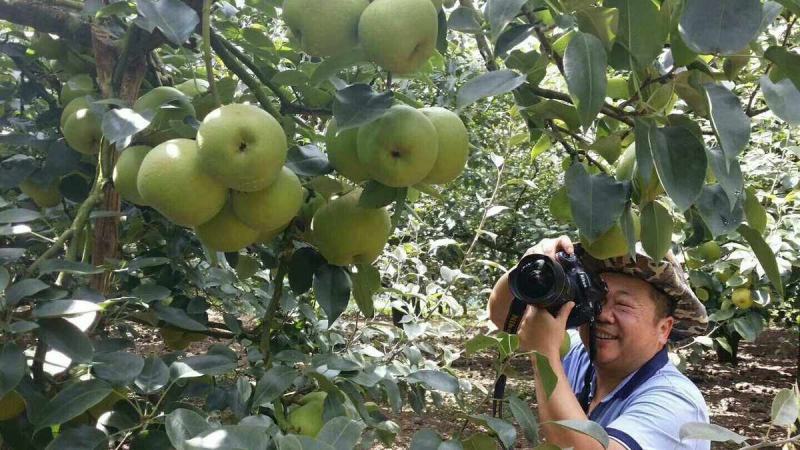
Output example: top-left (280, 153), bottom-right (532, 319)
top-left (589, 345), bottom-right (670, 404)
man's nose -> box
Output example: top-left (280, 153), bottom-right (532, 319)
top-left (597, 302), bottom-right (615, 323)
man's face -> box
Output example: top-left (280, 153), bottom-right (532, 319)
top-left (579, 272), bottom-right (673, 372)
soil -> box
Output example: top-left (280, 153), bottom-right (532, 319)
top-left (377, 327), bottom-right (799, 450)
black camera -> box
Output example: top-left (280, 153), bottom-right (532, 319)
top-left (507, 245), bottom-right (607, 329)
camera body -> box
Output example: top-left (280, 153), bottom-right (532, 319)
top-left (508, 246), bottom-right (606, 328)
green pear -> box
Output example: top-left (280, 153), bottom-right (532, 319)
top-left (62, 105), bottom-right (103, 155)
top-left (174, 79), bottom-right (209, 97)
top-left (282, 0), bottom-right (369, 57)
top-left (196, 202), bottom-right (259, 252)
top-left (357, 104), bottom-right (438, 187)
top-left (325, 118), bottom-right (369, 182)
top-left (60, 74), bottom-right (95, 105)
top-left (61, 96), bottom-right (93, 128)
top-left (19, 178), bottom-right (61, 208)
top-left (137, 138), bottom-right (227, 227)
top-left (197, 103), bottom-right (288, 192)
top-left (287, 399), bottom-right (325, 437)
top-left (311, 189), bottom-right (392, 266)
top-left (430, 0), bottom-right (442, 9)
top-left (254, 221), bottom-right (290, 244)
top-left (133, 86), bottom-right (196, 145)
top-left (358, 0), bottom-right (438, 74)
top-left (231, 167), bottom-right (303, 231)
top-left (419, 107), bottom-right (469, 184)
top-left (112, 145), bottom-right (152, 205)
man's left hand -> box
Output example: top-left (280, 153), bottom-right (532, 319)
top-left (518, 301), bottom-right (575, 357)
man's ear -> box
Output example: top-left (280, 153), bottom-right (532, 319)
top-left (657, 316), bottom-right (674, 346)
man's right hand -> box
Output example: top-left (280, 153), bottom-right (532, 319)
top-left (487, 235), bottom-right (575, 329)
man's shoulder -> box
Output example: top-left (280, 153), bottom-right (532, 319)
top-left (631, 360), bottom-right (708, 410)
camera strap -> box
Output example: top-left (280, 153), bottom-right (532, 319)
top-left (491, 296), bottom-right (528, 417)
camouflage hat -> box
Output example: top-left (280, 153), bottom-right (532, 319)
top-left (577, 242), bottom-right (708, 341)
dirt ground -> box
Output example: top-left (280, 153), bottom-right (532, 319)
top-left (379, 327), bottom-right (799, 449)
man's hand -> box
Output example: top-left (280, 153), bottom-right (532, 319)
top-left (526, 235), bottom-right (575, 260)
top-left (518, 301), bottom-right (575, 357)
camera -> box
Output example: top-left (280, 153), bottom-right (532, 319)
top-left (507, 245), bottom-right (607, 328)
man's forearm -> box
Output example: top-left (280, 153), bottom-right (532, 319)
top-left (488, 271), bottom-right (513, 329)
top-left (532, 352), bottom-right (605, 449)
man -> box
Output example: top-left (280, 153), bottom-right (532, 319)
top-left (488, 236), bottom-right (711, 450)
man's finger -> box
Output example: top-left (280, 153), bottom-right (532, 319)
top-left (558, 301), bottom-right (576, 323)
top-left (555, 235), bottom-right (574, 255)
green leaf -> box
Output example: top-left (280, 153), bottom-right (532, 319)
top-left (135, 356), bottom-right (169, 394)
top-left (495, 24), bottom-right (534, 57)
top-left (351, 264), bottom-right (379, 318)
top-left (470, 414), bottom-right (517, 448)
top-left (604, 0), bottom-right (667, 68)
top-left (32, 299), bottom-right (101, 318)
top-left (127, 256), bottom-right (170, 272)
top-left (38, 259), bottom-right (104, 275)
top-left (764, 46), bottom-right (800, 92)
top-left (317, 417), bottom-right (366, 450)
top-left (679, 0), bottom-right (762, 55)
top-left (565, 163), bottom-right (631, 241)
top-left (179, 353), bottom-right (237, 377)
top-left (289, 247), bottom-right (325, 296)
top-left (706, 147), bottom-right (744, 211)
top-left (132, 283), bottom-right (171, 302)
top-left (166, 408), bottom-right (212, 450)
top-left (332, 84), bottom-right (393, 132)
top-left (508, 395), bottom-right (539, 445)
top-left (704, 84), bottom-right (750, 161)
top-left (733, 311), bottom-right (763, 341)
top-left (465, 334), bottom-right (500, 355)
top-left (448, 7), bottom-right (481, 33)
top-left (525, 99), bottom-right (581, 130)
top-left (695, 184), bottom-right (744, 236)
top-left (564, 32), bottom-right (608, 129)
top-left (456, 70), bottom-right (526, 110)
top-left (679, 422), bottom-right (747, 444)
top-left (285, 144), bottom-right (332, 177)
top-left (462, 433), bottom-right (498, 450)
top-left (313, 264), bottom-right (352, 326)
top-left (38, 318), bottom-right (94, 363)
top-left (641, 201), bottom-right (673, 260)
top-left (0, 342), bottom-right (25, 398)
top-left (410, 429), bottom-right (442, 449)
top-left (760, 75), bottom-right (800, 125)
top-left (0, 266), bottom-right (9, 291)
top-left (252, 365), bottom-right (297, 407)
top-left (135, 0), bottom-right (199, 46)
top-left (0, 208), bottom-right (41, 223)
top-left (485, 0), bottom-right (528, 39)
top-left (34, 379), bottom-right (112, 431)
top-left (311, 49), bottom-right (369, 86)
top-left (533, 353), bottom-right (558, 399)
top-left (575, 6), bottom-right (619, 50)
top-left (271, 70), bottom-right (309, 87)
top-left (408, 369), bottom-right (460, 394)
top-left (770, 388), bottom-right (800, 427)
top-left (45, 426), bottom-right (107, 450)
top-left (550, 420), bottom-right (609, 447)
top-left (92, 351), bottom-right (145, 386)
top-left (743, 188), bottom-right (767, 234)
top-left (101, 108), bottom-right (150, 148)
top-left (650, 126), bottom-right (707, 211)
top-left (359, 181), bottom-right (404, 208)
top-left (737, 224), bottom-right (784, 297)
top-left (6, 278), bottom-right (49, 306)
top-left (155, 305), bottom-right (208, 331)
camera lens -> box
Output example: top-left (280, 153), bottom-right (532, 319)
top-left (519, 259), bottom-right (555, 299)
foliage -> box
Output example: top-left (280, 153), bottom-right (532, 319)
top-left (0, 0), bottom-right (798, 448)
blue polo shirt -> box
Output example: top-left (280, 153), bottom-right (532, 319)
top-left (562, 330), bottom-right (710, 450)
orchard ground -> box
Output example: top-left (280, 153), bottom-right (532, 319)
top-left (134, 312), bottom-right (798, 449)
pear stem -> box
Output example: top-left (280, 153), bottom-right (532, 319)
top-left (202, 0), bottom-right (221, 108)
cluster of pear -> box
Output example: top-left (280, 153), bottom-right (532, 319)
top-left (326, 105), bottom-right (469, 187)
top-left (113, 103), bottom-right (302, 252)
top-left (282, 0), bottom-right (452, 74)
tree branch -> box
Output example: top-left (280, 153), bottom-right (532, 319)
top-left (0, 0), bottom-right (92, 46)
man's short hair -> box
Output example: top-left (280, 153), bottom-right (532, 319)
top-left (650, 285), bottom-right (676, 320)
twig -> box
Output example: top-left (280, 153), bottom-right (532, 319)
top-left (260, 237), bottom-right (293, 368)
top-left (460, 0), bottom-right (497, 71)
top-left (202, 0), bottom-right (221, 107)
top-left (746, 16), bottom-right (797, 115)
top-left (209, 33), bottom-right (281, 119)
top-left (740, 434), bottom-right (800, 450)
